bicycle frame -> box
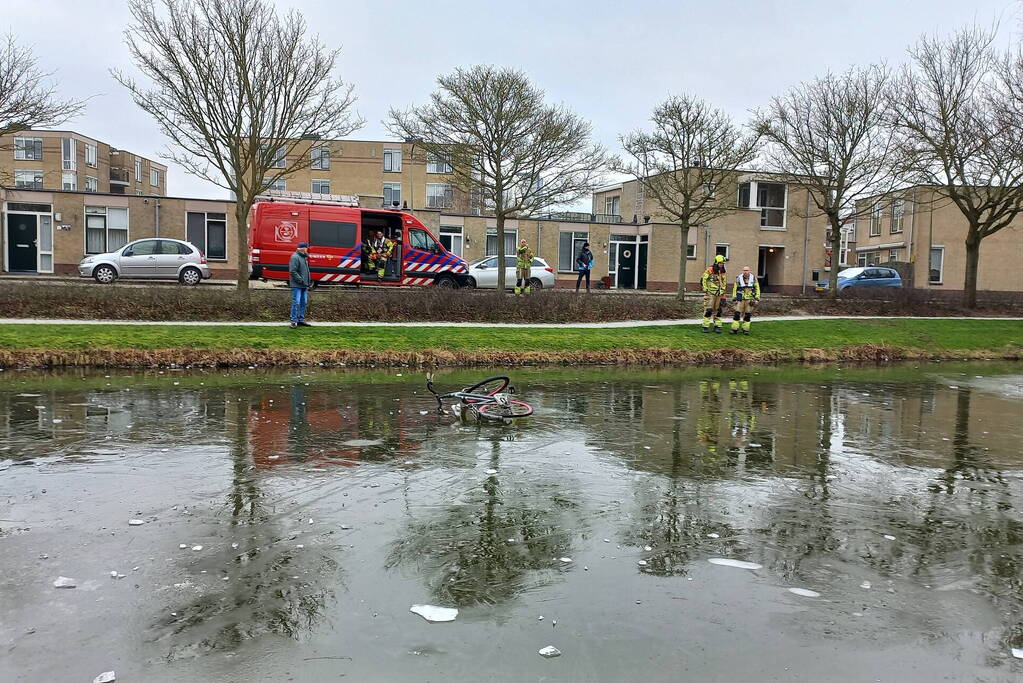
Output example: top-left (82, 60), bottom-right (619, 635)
top-left (425, 373), bottom-right (532, 421)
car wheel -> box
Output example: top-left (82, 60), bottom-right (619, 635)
top-left (180, 267), bottom-right (202, 286)
top-left (435, 275), bottom-right (456, 288)
top-left (93, 265), bottom-right (117, 284)
top-left (528, 277), bottom-right (543, 291)
top-left (463, 276), bottom-right (477, 290)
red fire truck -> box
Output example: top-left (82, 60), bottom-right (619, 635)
top-left (248, 192), bottom-right (469, 287)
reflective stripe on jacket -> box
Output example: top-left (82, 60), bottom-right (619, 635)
top-left (701, 267), bottom-right (727, 294)
top-left (732, 273), bottom-right (761, 299)
top-left (516, 246), bottom-right (533, 269)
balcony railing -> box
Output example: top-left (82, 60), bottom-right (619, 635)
top-left (62, 159), bottom-right (77, 171)
top-left (110, 167), bottom-right (130, 184)
top-left (539, 211), bottom-right (623, 224)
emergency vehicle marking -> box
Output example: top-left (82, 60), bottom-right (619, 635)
top-left (274, 222), bottom-right (298, 242)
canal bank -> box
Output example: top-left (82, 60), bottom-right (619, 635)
top-left (0, 317), bottom-right (1022, 368)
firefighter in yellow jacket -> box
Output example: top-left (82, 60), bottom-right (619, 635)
top-left (730, 265), bottom-right (761, 335)
top-left (701, 255), bottom-right (728, 333)
top-left (514, 239), bottom-right (534, 294)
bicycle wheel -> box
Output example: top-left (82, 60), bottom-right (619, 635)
top-left (463, 376), bottom-right (510, 397)
top-left (477, 400), bottom-right (533, 419)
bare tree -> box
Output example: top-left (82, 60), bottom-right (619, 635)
top-left (891, 27), bottom-right (1023, 308)
top-left (615, 95), bottom-right (759, 300)
top-left (754, 65), bottom-right (898, 299)
top-left (389, 66), bottom-right (607, 292)
top-left (0, 34), bottom-right (87, 185)
top-left (114, 0), bottom-right (362, 292)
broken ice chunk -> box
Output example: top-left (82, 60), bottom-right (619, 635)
top-left (1011, 647), bottom-right (1023, 659)
top-left (707, 558), bottom-right (762, 570)
top-left (860, 581), bottom-right (872, 589)
top-left (179, 544), bottom-right (187, 549)
top-left (53, 576), bottom-right (77, 588)
top-left (637, 560), bottom-right (648, 566)
top-left (128, 519), bottom-right (145, 526)
top-left (93, 672), bottom-right (116, 683)
top-left (706, 533), bottom-right (720, 539)
top-left (538, 646), bottom-right (562, 658)
top-left (191, 545), bottom-right (203, 551)
top-left (883, 534), bottom-right (896, 540)
top-left (409, 604), bottom-right (458, 622)
top-left (485, 468), bottom-right (498, 475)
top-left (559, 557), bottom-right (573, 563)
top-left (788, 587), bottom-right (821, 598)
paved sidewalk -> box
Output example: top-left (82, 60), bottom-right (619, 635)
top-left (2, 316), bottom-right (1021, 329)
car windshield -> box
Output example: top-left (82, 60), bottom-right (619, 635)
top-left (838, 267), bottom-right (865, 279)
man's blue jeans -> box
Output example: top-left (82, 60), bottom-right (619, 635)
top-left (290, 287), bottom-right (309, 323)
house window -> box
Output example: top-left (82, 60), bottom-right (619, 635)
top-left (869, 203), bottom-right (882, 236)
top-left (812, 269), bottom-right (820, 282)
top-left (757, 183), bottom-right (786, 228)
top-left (85, 206), bottom-right (129, 254)
top-left (439, 226), bottom-right (463, 256)
top-left (715, 244), bottom-right (730, 261)
top-left (150, 168), bottom-right (160, 186)
top-left (558, 231), bottom-right (589, 271)
top-left (427, 153), bottom-right (452, 174)
top-left (312, 179), bottom-right (331, 194)
top-left (383, 148), bottom-right (402, 172)
top-left (929, 247), bottom-right (944, 284)
top-left (704, 182), bottom-right (716, 197)
top-left (85, 176), bottom-right (99, 192)
top-left (15, 137), bottom-right (43, 160)
top-left (264, 177), bottom-right (286, 192)
top-left (888, 249), bottom-right (900, 262)
top-left (605, 195), bottom-right (620, 216)
top-left (135, 158), bottom-right (143, 180)
top-left (383, 182), bottom-right (401, 207)
top-left (737, 182), bottom-right (751, 208)
top-left (426, 183), bottom-right (453, 208)
top-left (485, 228), bottom-right (517, 256)
top-left (687, 243), bottom-right (697, 259)
top-left (272, 147), bottom-right (286, 168)
top-left (85, 143), bottom-right (97, 167)
top-left (891, 199), bottom-right (904, 233)
top-left (857, 250), bottom-right (881, 267)
top-left (186, 211), bottom-right (227, 260)
top-left (61, 137), bottom-right (76, 170)
top-left (14, 170), bottom-right (44, 189)
top-left (62, 172), bottom-right (77, 190)
top-left (311, 146), bottom-right (331, 170)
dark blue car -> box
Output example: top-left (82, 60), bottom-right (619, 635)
top-left (816, 266), bottom-right (902, 292)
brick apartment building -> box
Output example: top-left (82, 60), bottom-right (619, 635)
top-left (854, 187), bottom-right (1023, 295)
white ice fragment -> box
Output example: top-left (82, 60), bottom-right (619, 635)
top-left (340, 525), bottom-right (351, 530)
top-left (1012, 648), bottom-right (1023, 659)
top-left (191, 545), bottom-right (203, 551)
top-left (507, 539), bottom-right (516, 543)
top-left (559, 557), bottom-right (573, 563)
top-left (637, 560), bottom-right (648, 566)
top-left (231, 543), bottom-right (239, 549)
top-left (53, 576), bottom-right (77, 588)
top-left (644, 545), bottom-right (652, 551)
top-left (583, 566), bottom-right (588, 571)
top-left (538, 615), bottom-right (544, 620)
top-left (93, 672), bottom-right (116, 683)
top-left (603, 539), bottom-right (611, 543)
top-left (788, 587), bottom-right (821, 598)
top-left (706, 533), bottom-right (720, 539)
top-left (308, 518), bottom-right (314, 525)
top-left (485, 468), bottom-right (498, 475)
top-left (419, 410), bottom-right (429, 415)
top-left (409, 604), bottom-right (458, 622)
top-left (128, 519), bottom-right (145, 526)
top-left (179, 544), bottom-right (187, 549)
top-left (52, 419), bottom-right (63, 424)
top-left (708, 558), bottom-right (762, 570)
top-left (643, 446), bottom-right (651, 450)
top-left (860, 581), bottom-right (872, 589)
top-left (538, 646), bottom-right (562, 658)
top-left (116, 574), bottom-right (125, 579)
top-left (268, 455), bottom-right (280, 460)
top-left (110, 571), bottom-right (118, 578)
top-left (883, 534), bottom-right (896, 541)
top-left (750, 443), bottom-right (762, 447)
top-left (296, 544), bottom-right (304, 549)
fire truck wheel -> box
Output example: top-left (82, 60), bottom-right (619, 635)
top-left (463, 277), bottom-right (477, 289)
top-left (435, 276), bottom-right (457, 288)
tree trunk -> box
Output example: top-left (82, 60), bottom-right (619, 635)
top-left (235, 200), bottom-right (251, 296)
top-left (962, 228), bottom-right (981, 309)
top-left (676, 223), bottom-right (690, 301)
top-left (827, 213), bottom-right (843, 301)
top-left (496, 213), bottom-right (507, 294)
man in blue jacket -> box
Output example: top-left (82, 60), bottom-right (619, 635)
top-left (289, 241), bottom-right (312, 328)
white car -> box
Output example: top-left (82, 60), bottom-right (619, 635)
top-left (464, 255), bottom-right (556, 290)
top-left (78, 238), bottom-right (212, 285)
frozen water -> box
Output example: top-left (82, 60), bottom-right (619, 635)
top-left (788, 588), bottom-right (821, 598)
top-left (708, 558), bottom-right (762, 570)
top-left (409, 604), bottom-right (458, 622)
top-left (53, 577), bottom-right (76, 588)
top-left (538, 646), bottom-right (562, 658)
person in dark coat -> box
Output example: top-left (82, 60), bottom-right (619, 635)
top-left (575, 242), bottom-right (595, 292)
top-left (289, 241), bottom-right (312, 328)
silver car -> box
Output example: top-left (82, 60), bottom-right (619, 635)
top-left (78, 238), bottom-right (211, 285)
top-left (464, 255), bottom-right (556, 290)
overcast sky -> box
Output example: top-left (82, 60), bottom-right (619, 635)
top-left (14, 0), bottom-right (1021, 200)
